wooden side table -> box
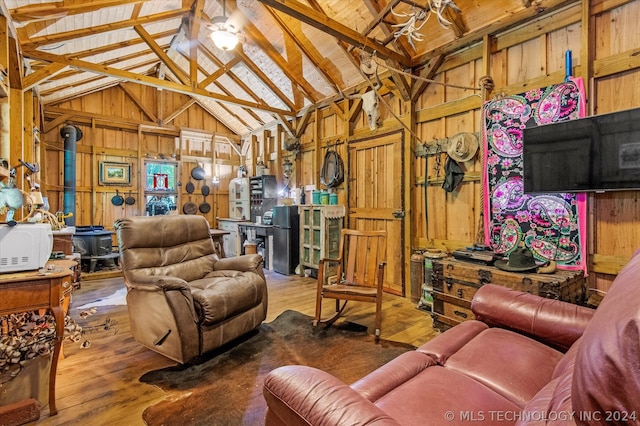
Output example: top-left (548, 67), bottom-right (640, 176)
top-left (210, 229), bottom-right (230, 257)
top-left (0, 268), bottom-right (72, 416)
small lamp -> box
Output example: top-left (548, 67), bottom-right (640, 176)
top-left (283, 158), bottom-right (294, 178)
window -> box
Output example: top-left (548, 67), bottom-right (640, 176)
top-left (144, 160), bottom-right (178, 216)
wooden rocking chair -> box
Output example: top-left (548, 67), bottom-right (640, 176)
top-left (313, 229), bottom-right (387, 337)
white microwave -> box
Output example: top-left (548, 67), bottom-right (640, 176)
top-left (0, 223), bottom-right (53, 273)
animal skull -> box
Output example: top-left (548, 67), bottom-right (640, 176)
top-left (349, 70), bottom-right (382, 131)
top-left (353, 90), bottom-right (379, 131)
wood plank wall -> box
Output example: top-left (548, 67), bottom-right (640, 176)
top-left (32, 0), bottom-right (640, 296)
top-left (40, 83), bottom-right (242, 230)
top-left (255, 0), bottom-right (640, 295)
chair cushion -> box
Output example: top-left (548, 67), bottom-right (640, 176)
top-left (190, 271), bottom-right (265, 325)
top-left (375, 366), bottom-right (521, 426)
top-left (444, 328), bottom-right (563, 407)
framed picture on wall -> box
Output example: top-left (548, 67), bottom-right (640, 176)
top-left (100, 161), bottom-right (131, 185)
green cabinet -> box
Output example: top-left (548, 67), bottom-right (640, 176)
top-left (298, 205), bottom-right (345, 274)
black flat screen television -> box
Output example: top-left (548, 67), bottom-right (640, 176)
top-left (523, 107), bottom-right (640, 193)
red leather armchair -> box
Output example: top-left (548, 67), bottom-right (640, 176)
top-left (263, 250), bottom-right (640, 425)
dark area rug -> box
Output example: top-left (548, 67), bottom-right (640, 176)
top-left (140, 309), bottom-right (415, 426)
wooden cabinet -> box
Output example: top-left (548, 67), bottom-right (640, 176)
top-left (298, 205), bottom-right (345, 274)
top-left (430, 258), bottom-right (586, 331)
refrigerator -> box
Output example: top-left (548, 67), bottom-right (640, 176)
top-left (272, 205), bottom-right (300, 275)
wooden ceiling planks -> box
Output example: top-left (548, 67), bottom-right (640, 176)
top-left (4, 0), bottom-right (580, 136)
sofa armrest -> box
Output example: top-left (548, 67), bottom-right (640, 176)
top-left (214, 254), bottom-right (264, 276)
top-left (263, 365), bottom-right (401, 426)
top-left (472, 284), bottom-right (595, 351)
top-left (124, 274), bottom-right (189, 292)
top-left (416, 320), bottom-right (489, 364)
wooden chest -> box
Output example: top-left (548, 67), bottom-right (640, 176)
top-left (430, 258), bottom-right (586, 331)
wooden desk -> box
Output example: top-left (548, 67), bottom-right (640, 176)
top-left (0, 268), bottom-right (73, 416)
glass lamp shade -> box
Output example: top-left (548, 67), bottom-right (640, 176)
top-left (211, 28), bottom-right (239, 51)
top-left (283, 159), bottom-right (294, 177)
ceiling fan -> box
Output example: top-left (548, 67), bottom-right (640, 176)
top-left (208, 0), bottom-right (245, 51)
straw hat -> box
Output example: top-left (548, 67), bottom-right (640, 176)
top-left (447, 132), bottom-right (479, 163)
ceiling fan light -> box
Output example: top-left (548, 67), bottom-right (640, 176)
top-left (211, 28), bottom-right (239, 51)
top-left (209, 15), bottom-right (239, 51)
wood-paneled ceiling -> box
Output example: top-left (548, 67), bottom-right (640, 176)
top-left (2, 0), bottom-right (573, 136)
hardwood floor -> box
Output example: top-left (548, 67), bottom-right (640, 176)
top-left (31, 270), bottom-right (439, 425)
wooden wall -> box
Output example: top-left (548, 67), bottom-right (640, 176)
top-left (40, 83), bottom-right (243, 230)
top-left (4, 0), bottom-right (638, 298)
top-left (254, 0), bottom-right (640, 295)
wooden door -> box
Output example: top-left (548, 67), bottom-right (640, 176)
top-left (348, 131), bottom-right (404, 296)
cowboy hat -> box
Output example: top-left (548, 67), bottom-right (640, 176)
top-left (447, 132), bottom-right (479, 163)
top-left (494, 247), bottom-right (539, 273)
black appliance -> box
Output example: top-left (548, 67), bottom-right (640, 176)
top-left (523, 106), bottom-right (640, 193)
top-left (72, 225), bottom-right (114, 256)
top-left (250, 175), bottom-right (277, 223)
top-left (272, 205), bottom-right (299, 275)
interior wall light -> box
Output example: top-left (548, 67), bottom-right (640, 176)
top-left (209, 0), bottom-right (240, 51)
top-left (283, 158), bottom-right (294, 178)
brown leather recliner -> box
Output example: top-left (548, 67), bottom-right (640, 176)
top-left (114, 215), bottom-right (268, 364)
top-left (263, 250), bottom-right (640, 426)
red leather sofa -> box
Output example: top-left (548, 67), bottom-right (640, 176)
top-left (263, 249), bottom-right (640, 425)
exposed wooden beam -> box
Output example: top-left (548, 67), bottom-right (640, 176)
top-left (134, 24), bottom-right (190, 85)
top-left (44, 80), bottom-right (122, 106)
top-left (411, 54), bottom-right (445, 102)
top-left (241, 20), bottom-right (318, 105)
top-left (189, 0), bottom-right (205, 88)
top-left (130, 1), bottom-right (144, 19)
top-left (176, 46), bottom-right (265, 125)
top-left (276, 114), bottom-right (295, 135)
top-left (442, 4), bottom-right (468, 38)
top-left (295, 109), bottom-right (313, 137)
top-left (20, 8), bottom-right (189, 50)
top-left (235, 49), bottom-right (296, 112)
top-left (163, 98), bottom-right (196, 125)
top-left (23, 49), bottom-right (294, 116)
top-left (38, 57), bottom-right (160, 98)
top-left (264, 6), bottom-right (343, 92)
top-left (118, 82), bottom-right (158, 123)
top-left (40, 42), bottom-right (171, 84)
top-left (23, 62), bottom-right (66, 91)
top-left (7, 36), bottom-right (22, 90)
top-left (43, 112), bottom-right (72, 134)
top-left (76, 29), bottom-right (176, 60)
top-left (198, 57), bottom-right (241, 90)
top-left (410, 0), bottom-right (579, 67)
top-left (258, 0), bottom-right (410, 68)
top-left (44, 106), bottom-right (178, 134)
top-left (10, 0), bottom-right (152, 23)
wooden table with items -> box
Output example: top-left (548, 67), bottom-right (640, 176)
top-left (0, 267), bottom-right (73, 416)
top-left (209, 229), bottom-right (230, 257)
top-left (428, 257), bottom-right (586, 331)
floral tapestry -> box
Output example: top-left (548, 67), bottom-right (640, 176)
top-left (482, 78), bottom-right (587, 272)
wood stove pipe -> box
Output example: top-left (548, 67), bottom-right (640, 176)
top-left (60, 124), bottom-right (83, 226)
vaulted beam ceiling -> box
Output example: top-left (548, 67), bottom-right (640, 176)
top-left (4, 0), bottom-right (574, 136)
